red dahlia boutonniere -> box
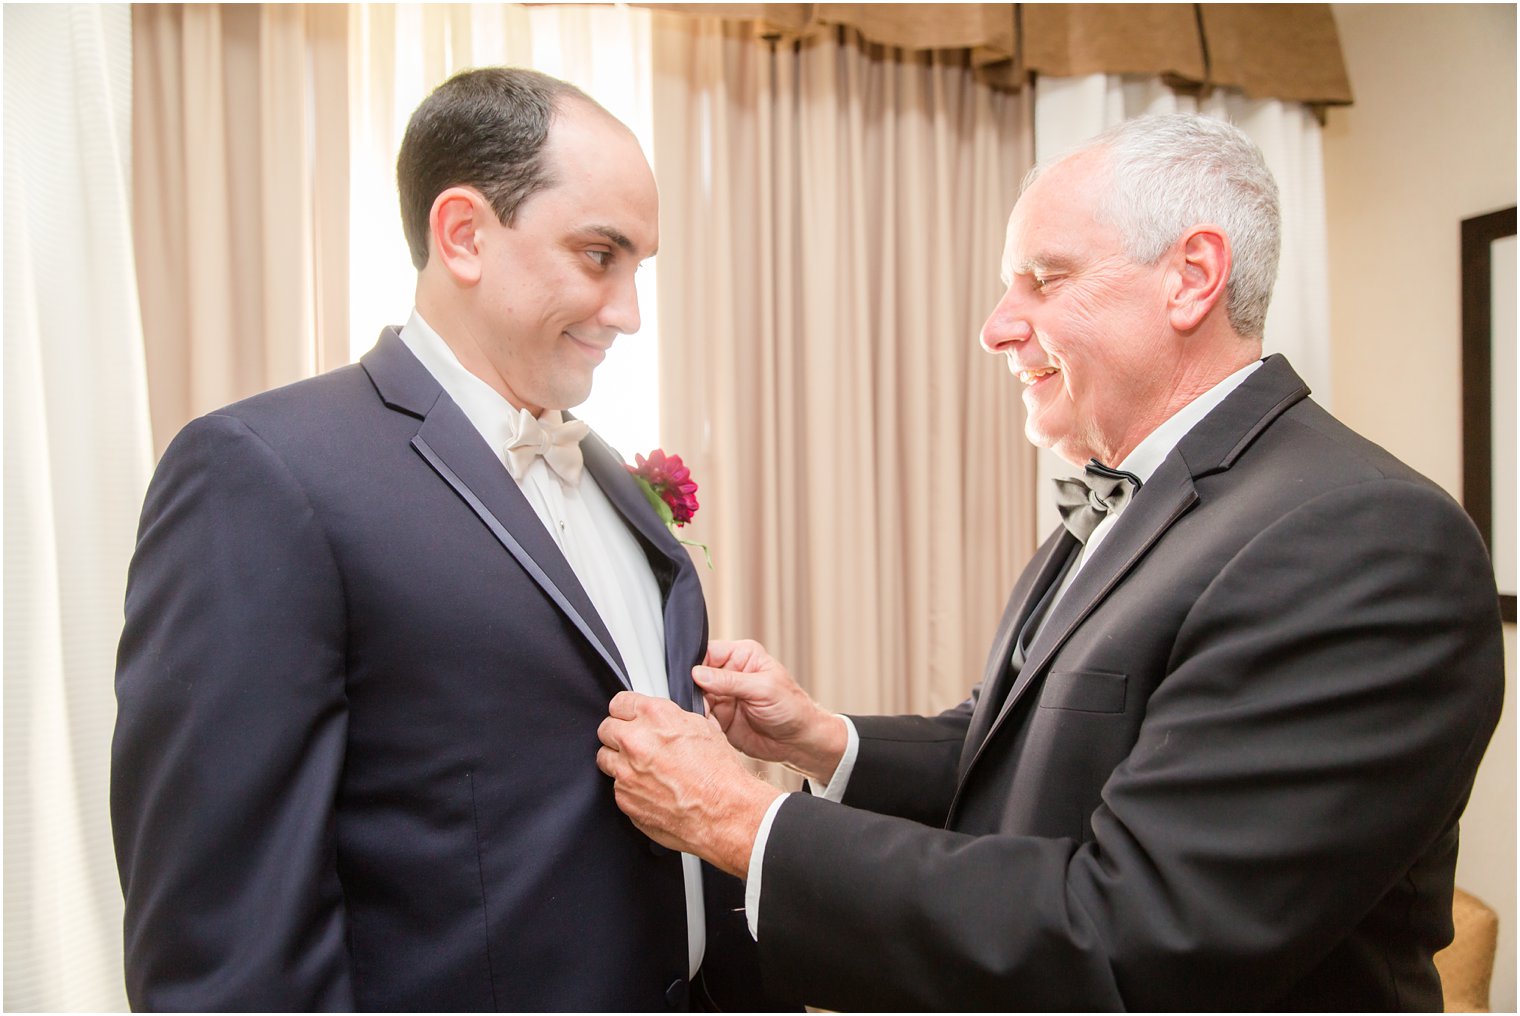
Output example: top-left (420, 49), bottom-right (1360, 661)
top-left (627, 449), bottom-right (712, 569)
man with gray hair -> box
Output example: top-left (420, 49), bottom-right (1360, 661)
top-left (595, 113), bottom-right (1504, 1009)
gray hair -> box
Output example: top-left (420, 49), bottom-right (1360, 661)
top-left (1032, 114), bottom-right (1281, 339)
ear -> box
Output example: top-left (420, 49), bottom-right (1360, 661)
top-left (1168, 226), bottom-right (1231, 332)
top-left (429, 186), bottom-right (488, 286)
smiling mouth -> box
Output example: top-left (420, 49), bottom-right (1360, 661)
top-left (566, 333), bottom-right (610, 363)
top-left (1017, 366), bottom-right (1059, 386)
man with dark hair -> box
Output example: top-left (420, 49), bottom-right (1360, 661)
top-left (113, 67), bottom-right (772, 1011)
top-left (596, 114), bottom-right (1504, 1009)
top-left (395, 67), bottom-right (579, 271)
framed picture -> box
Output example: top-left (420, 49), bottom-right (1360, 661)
top-left (1461, 205), bottom-right (1516, 623)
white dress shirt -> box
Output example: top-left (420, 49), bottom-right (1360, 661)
top-left (744, 358), bottom-right (1265, 936)
top-left (399, 310), bottom-right (705, 977)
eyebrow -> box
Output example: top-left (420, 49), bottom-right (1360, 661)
top-left (1012, 252), bottom-right (1076, 277)
top-left (585, 224), bottom-right (657, 260)
top-left (1001, 252), bottom-right (1077, 288)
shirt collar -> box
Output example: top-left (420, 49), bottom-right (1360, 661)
top-left (398, 309), bottom-right (532, 457)
top-left (1116, 358), bottom-right (1264, 483)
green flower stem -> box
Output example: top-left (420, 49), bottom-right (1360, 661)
top-left (632, 475), bottom-right (675, 526)
top-left (633, 474), bottom-right (712, 569)
top-left (679, 537), bottom-right (714, 571)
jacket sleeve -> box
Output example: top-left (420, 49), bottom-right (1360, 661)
top-left (112, 413), bottom-right (355, 1010)
top-left (839, 705), bottom-right (975, 826)
top-left (752, 479), bottom-right (1505, 1010)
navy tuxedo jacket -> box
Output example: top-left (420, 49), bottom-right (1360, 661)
top-left (754, 355), bottom-right (1504, 1010)
top-left (112, 329), bottom-right (774, 1011)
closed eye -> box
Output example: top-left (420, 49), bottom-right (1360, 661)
top-left (1013, 255), bottom-right (1073, 293)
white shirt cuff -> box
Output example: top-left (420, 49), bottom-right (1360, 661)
top-left (744, 793), bottom-right (788, 938)
top-left (808, 715), bottom-right (859, 802)
top-left (744, 716), bottom-right (860, 938)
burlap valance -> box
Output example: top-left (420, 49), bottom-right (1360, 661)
top-left (633, 3), bottom-right (1353, 108)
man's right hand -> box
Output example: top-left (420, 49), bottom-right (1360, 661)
top-left (694, 639), bottom-right (848, 785)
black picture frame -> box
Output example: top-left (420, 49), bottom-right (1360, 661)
top-left (1460, 205), bottom-right (1517, 623)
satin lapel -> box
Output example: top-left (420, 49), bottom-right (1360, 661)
top-left (951, 354), bottom-right (1316, 809)
top-left (975, 355), bottom-right (1313, 747)
top-left (580, 435), bottom-right (706, 714)
top-left (990, 459), bottom-right (1199, 739)
top-left (412, 410), bottom-right (631, 691)
top-left (1174, 354), bottom-right (1311, 479)
top-left (361, 330), bottom-right (632, 691)
top-left (960, 529), bottom-right (1078, 765)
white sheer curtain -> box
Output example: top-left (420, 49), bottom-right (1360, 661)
top-left (3, 4), bottom-right (148, 1010)
top-left (1031, 73), bottom-right (1333, 533)
top-left (348, 2), bottom-right (662, 458)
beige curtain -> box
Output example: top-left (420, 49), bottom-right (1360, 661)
top-left (650, 16), bottom-right (1036, 717)
top-left (132, 4), bottom-right (348, 455)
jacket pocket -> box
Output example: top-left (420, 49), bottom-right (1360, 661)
top-left (1039, 669), bottom-right (1127, 714)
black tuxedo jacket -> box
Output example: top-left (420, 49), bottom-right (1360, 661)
top-left (112, 329), bottom-right (774, 1010)
top-left (755, 355), bottom-right (1504, 1010)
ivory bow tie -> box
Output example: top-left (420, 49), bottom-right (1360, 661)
top-left (1052, 459), bottom-right (1143, 545)
top-left (505, 408), bottom-right (590, 485)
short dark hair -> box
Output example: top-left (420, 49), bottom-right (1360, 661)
top-left (396, 67), bottom-right (596, 270)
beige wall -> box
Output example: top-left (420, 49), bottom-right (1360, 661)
top-left (1323, 3), bottom-right (1516, 1010)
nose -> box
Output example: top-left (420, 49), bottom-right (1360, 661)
top-left (979, 284), bottom-right (1032, 354)
top-left (599, 273), bottom-right (642, 336)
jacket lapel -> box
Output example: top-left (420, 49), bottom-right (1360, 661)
top-left (999, 464), bottom-right (1199, 722)
top-left (965, 355), bottom-right (1313, 776)
top-left (948, 465), bottom-right (1198, 813)
top-left (960, 529), bottom-right (1078, 767)
top-left (580, 436), bottom-right (708, 714)
top-left (361, 328), bottom-right (632, 691)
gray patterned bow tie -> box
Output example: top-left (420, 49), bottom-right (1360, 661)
top-left (1052, 460), bottom-right (1143, 545)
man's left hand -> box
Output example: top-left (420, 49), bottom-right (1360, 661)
top-left (597, 692), bottom-right (784, 877)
